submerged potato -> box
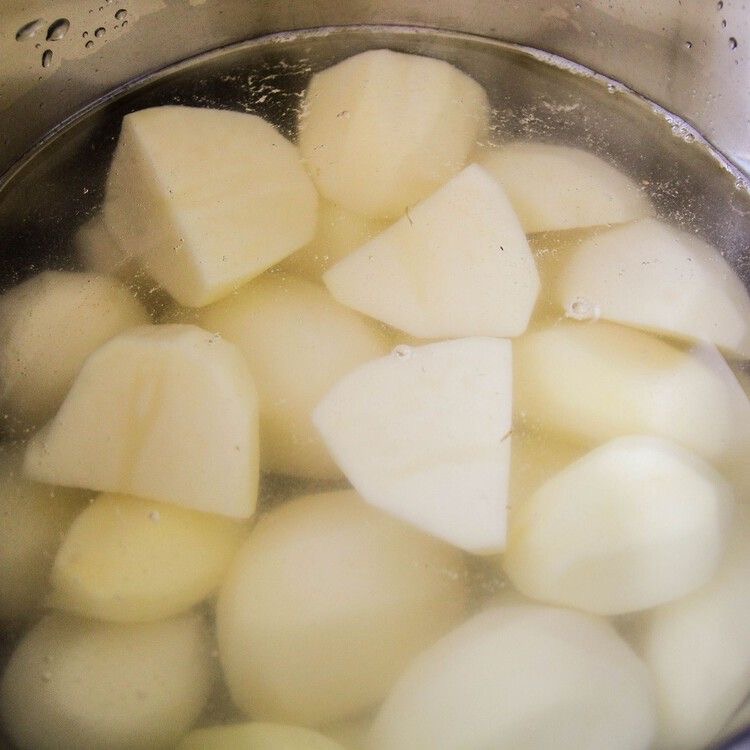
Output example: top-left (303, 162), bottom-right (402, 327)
top-left (176, 723), bottom-right (346, 750)
top-left (370, 603), bottom-right (655, 750)
top-left (478, 142), bottom-right (651, 233)
top-left (0, 270), bottom-right (149, 428)
top-left (24, 325), bottom-right (259, 518)
top-left (0, 612), bottom-right (212, 750)
top-left (216, 489), bottom-right (467, 726)
top-left (0, 443), bottom-right (86, 620)
top-left (104, 106), bottom-right (318, 307)
top-left (196, 275), bottom-right (389, 479)
top-left (557, 218), bottom-right (750, 358)
top-left (50, 493), bottom-right (247, 622)
top-left (504, 436), bottom-right (734, 615)
top-left (75, 214), bottom-right (139, 284)
top-left (324, 164), bottom-right (540, 339)
top-left (298, 49), bottom-right (489, 218)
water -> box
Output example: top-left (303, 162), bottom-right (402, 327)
top-left (0, 25), bottom-right (748, 750)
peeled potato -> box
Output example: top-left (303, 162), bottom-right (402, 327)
top-left (504, 435), bottom-right (733, 615)
top-left (216, 489), bottom-right (467, 726)
top-left (196, 275), bottom-right (389, 478)
top-left (0, 443), bottom-right (86, 620)
top-left (515, 321), bottom-right (745, 462)
top-left (176, 723), bottom-right (346, 750)
top-left (280, 201), bottom-right (390, 279)
top-left (298, 49), bottom-right (489, 218)
top-left (370, 603), bottom-right (655, 750)
top-left (24, 324), bottom-right (259, 518)
top-left (103, 105), bottom-right (318, 307)
top-left (50, 493), bottom-right (247, 622)
top-left (634, 504), bottom-right (750, 750)
top-left (0, 270), bottom-right (149, 428)
top-left (75, 214), bottom-right (139, 284)
top-left (313, 338), bottom-right (512, 553)
top-left (0, 612), bottom-right (212, 750)
top-left (556, 218), bottom-right (750, 358)
top-left (477, 142), bottom-right (651, 233)
top-left (324, 164), bottom-right (539, 339)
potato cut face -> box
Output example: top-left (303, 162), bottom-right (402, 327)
top-left (478, 142), bottom-right (652, 233)
top-left (50, 493), bottom-right (247, 622)
top-left (24, 324), bottom-right (259, 518)
top-left (324, 164), bottom-right (540, 339)
top-left (216, 489), bottom-right (467, 727)
top-left (370, 603), bottom-right (655, 750)
top-left (557, 218), bottom-right (750, 357)
top-left (75, 214), bottom-right (139, 284)
top-left (196, 275), bottom-right (390, 479)
top-left (176, 723), bottom-right (346, 750)
top-left (504, 435), bottom-right (734, 615)
top-left (0, 270), bottom-right (149, 428)
top-left (0, 612), bottom-right (212, 750)
top-left (514, 321), bottom-right (746, 462)
top-left (298, 49), bottom-right (489, 218)
top-left (313, 338), bottom-right (512, 553)
top-left (0, 443), bottom-right (87, 620)
top-left (103, 106), bottom-right (318, 307)
top-left (635, 504), bottom-right (750, 750)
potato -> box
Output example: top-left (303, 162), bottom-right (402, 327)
top-left (103, 106), bottom-right (318, 307)
top-left (504, 436), bottom-right (733, 615)
top-left (0, 443), bottom-right (86, 620)
top-left (196, 275), bottom-right (389, 479)
top-left (24, 324), bottom-right (259, 518)
top-left (324, 165), bottom-right (539, 339)
top-left (298, 49), bottom-right (489, 218)
top-left (556, 218), bottom-right (750, 358)
top-left (634, 504), bottom-right (750, 749)
top-left (313, 338), bottom-right (512, 552)
top-left (280, 201), bottom-right (390, 279)
top-left (323, 716), bottom-right (373, 750)
top-left (477, 142), bottom-right (651, 233)
top-left (370, 603), bottom-right (655, 750)
top-left (176, 723), bottom-right (346, 750)
top-left (50, 493), bottom-right (247, 622)
top-left (0, 612), bottom-right (212, 750)
top-left (216, 489), bottom-right (467, 726)
top-left (0, 270), bottom-right (149, 428)
top-left (75, 213), bottom-right (139, 283)
top-left (514, 321), bottom-right (746, 462)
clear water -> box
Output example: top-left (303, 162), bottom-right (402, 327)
top-left (0, 25), bottom-right (749, 750)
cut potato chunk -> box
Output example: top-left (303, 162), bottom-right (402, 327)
top-left (103, 106), bottom-right (318, 307)
top-left (298, 49), bottom-right (489, 218)
top-left (196, 275), bottom-right (389, 479)
top-left (176, 723), bottom-right (346, 750)
top-left (281, 201), bottom-right (390, 279)
top-left (313, 338), bottom-right (512, 552)
top-left (75, 214), bottom-right (139, 284)
top-left (557, 218), bottom-right (750, 357)
top-left (0, 443), bottom-right (87, 620)
top-left (216, 489), bottom-right (467, 726)
top-left (324, 165), bottom-right (539, 339)
top-left (634, 504), bottom-right (750, 749)
top-left (0, 612), bottom-right (212, 750)
top-left (370, 603), bottom-right (655, 750)
top-left (50, 493), bottom-right (247, 622)
top-left (504, 435), bottom-right (733, 615)
top-left (0, 271), bottom-right (149, 428)
top-left (24, 324), bottom-right (259, 518)
top-left (515, 321), bottom-right (745, 462)
top-left (478, 142), bottom-right (651, 233)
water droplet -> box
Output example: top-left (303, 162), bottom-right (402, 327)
top-left (85, 40), bottom-right (94, 48)
top-left (94, 26), bottom-right (106, 37)
top-left (685, 40), bottom-right (693, 49)
top-left (115, 8), bottom-right (128, 20)
top-left (46, 18), bottom-right (70, 41)
top-left (16, 18), bottom-right (45, 41)
top-left (392, 344), bottom-right (413, 360)
top-left (565, 297), bottom-right (600, 321)
top-left (729, 36), bottom-right (738, 49)
top-left (41, 49), bottom-right (53, 68)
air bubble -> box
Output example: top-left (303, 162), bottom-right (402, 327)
top-left (606, 83), bottom-right (617, 94)
top-left (393, 344), bottom-right (413, 360)
top-left (721, 19), bottom-right (727, 28)
top-left (85, 40), bottom-right (94, 48)
top-left (94, 27), bottom-right (106, 37)
top-left (729, 37), bottom-right (738, 49)
top-left (115, 8), bottom-right (128, 20)
top-left (46, 18), bottom-right (70, 41)
top-left (565, 297), bottom-right (600, 321)
top-left (148, 510), bottom-right (161, 523)
top-left (15, 18), bottom-right (45, 41)
top-left (717, 0), bottom-right (724, 8)
top-left (685, 40), bottom-right (693, 49)
top-left (41, 49), bottom-right (53, 68)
